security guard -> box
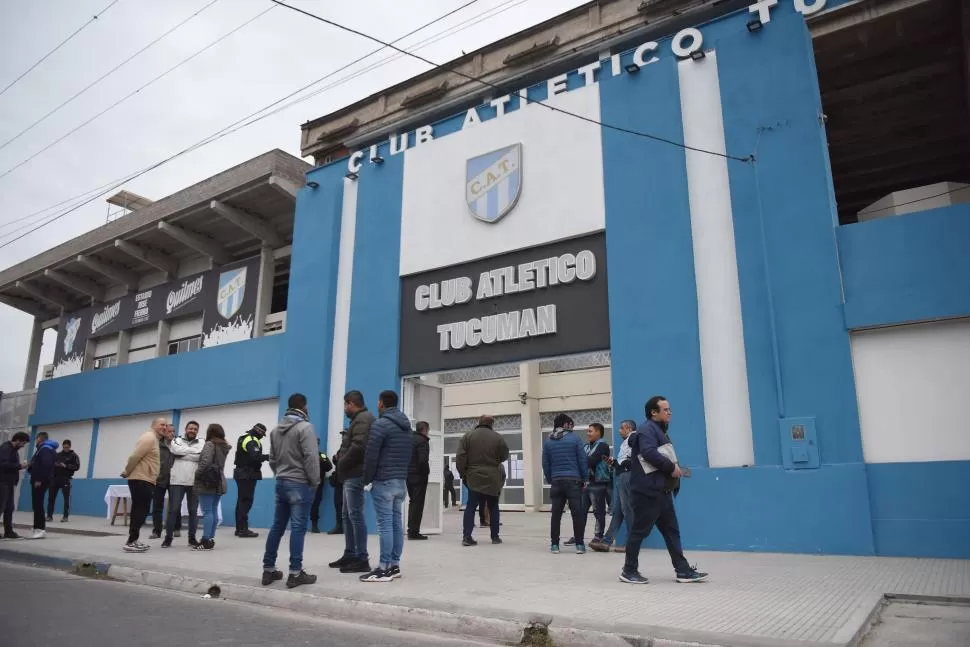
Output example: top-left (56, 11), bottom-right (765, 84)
top-left (233, 423), bottom-right (268, 538)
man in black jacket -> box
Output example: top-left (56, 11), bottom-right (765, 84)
top-left (150, 424), bottom-right (175, 539)
top-left (407, 421), bottom-right (431, 540)
top-left (28, 432), bottom-right (59, 539)
top-left (234, 423), bottom-right (268, 538)
top-left (0, 431), bottom-right (30, 539)
top-left (47, 439), bottom-right (81, 522)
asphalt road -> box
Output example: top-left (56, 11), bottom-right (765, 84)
top-left (0, 562), bottom-right (498, 647)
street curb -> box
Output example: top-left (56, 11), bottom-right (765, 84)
top-left (0, 547), bottom-right (111, 577)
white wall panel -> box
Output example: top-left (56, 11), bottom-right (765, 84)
top-left (400, 83), bottom-right (606, 276)
top-left (169, 314), bottom-right (203, 340)
top-left (852, 319), bottom-right (970, 463)
top-left (127, 347), bottom-right (156, 363)
top-left (93, 412), bottom-right (168, 478)
top-left (180, 399), bottom-right (280, 477)
top-left (129, 324), bottom-right (157, 349)
top-left (93, 335), bottom-right (118, 358)
top-left (37, 421), bottom-right (94, 480)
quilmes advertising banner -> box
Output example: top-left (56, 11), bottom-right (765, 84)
top-left (201, 255), bottom-right (260, 348)
top-left (52, 256), bottom-right (260, 371)
top-left (399, 232), bottom-right (610, 375)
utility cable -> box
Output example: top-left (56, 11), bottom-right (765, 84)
top-left (268, 0), bottom-right (752, 163)
top-left (0, 0), bottom-right (222, 152)
top-left (0, 0), bottom-right (121, 98)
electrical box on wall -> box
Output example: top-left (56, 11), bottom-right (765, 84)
top-left (779, 417), bottom-right (819, 469)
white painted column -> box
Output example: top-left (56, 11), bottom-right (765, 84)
top-left (155, 320), bottom-right (171, 359)
top-left (116, 329), bottom-right (131, 365)
top-left (252, 245), bottom-right (275, 338)
top-left (22, 318), bottom-right (43, 389)
top-left (678, 52), bottom-right (755, 467)
top-left (326, 178), bottom-right (358, 455)
top-left (519, 361), bottom-right (542, 512)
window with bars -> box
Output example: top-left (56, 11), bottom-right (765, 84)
top-left (93, 355), bottom-right (118, 370)
top-left (167, 336), bottom-right (201, 356)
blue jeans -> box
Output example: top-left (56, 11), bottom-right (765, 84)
top-left (585, 483), bottom-right (609, 539)
top-left (371, 479), bottom-right (406, 569)
top-left (198, 493), bottom-right (220, 540)
top-left (262, 478), bottom-right (312, 574)
top-left (341, 477), bottom-right (368, 561)
top-left (603, 471), bottom-right (632, 543)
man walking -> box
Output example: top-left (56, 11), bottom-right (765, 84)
top-left (591, 419), bottom-right (636, 552)
top-left (234, 422), bottom-right (268, 538)
top-left (328, 392), bottom-right (374, 574)
top-left (47, 439), bottom-right (80, 522)
top-left (584, 423), bottom-right (612, 544)
top-left (121, 418), bottom-right (171, 552)
top-left (407, 421), bottom-right (431, 540)
top-left (163, 420), bottom-right (204, 548)
top-left (261, 393), bottom-right (320, 589)
top-left (28, 432), bottom-right (58, 539)
top-left (150, 424), bottom-right (175, 539)
top-left (620, 396), bottom-right (708, 585)
top-left (359, 390), bottom-right (412, 583)
top-left (542, 413), bottom-right (588, 554)
top-left (0, 431), bottom-right (30, 539)
top-left (457, 415), bottom-right (509, 547)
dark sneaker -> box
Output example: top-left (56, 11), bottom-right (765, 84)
top-left (387, 565), bottom-right (401, 579)
top-left (619, 571), bottom-right (649, 584)
top-left (462, 536), bottom-right (477, 547)
top-left (328, 555), bottom-right (353, 569)
top-left (45, 515), bottom-right (53, 522)
top-left (326, 526), bottom-right (343, 535)
top-left (3, 532), bottom-right (22, 540)
top-left (359, 567), bottom-right (392, 583)
top-left (676, 567), bottom-right (708, 583)
top-left (123, 542), bottom-right (148, 553)
top-left (575, 543), bottom-right (587, 555)
top-left (188, 537), bottom-right (200, 547)
top-left (590, 539), bottom-right (610, 553)
top-left (550, 543), bottom-right (560, 554)
top-left (174, 530), bottom-right (181, 538)
top-left (193, 538), bottom-right (215, 551)
top-left (149, 531), bottom-right (161, 540)
top-left (310, 525), bottom-right (321, 534)
top-left (491, 537), bottom-right (503, 544)
top-left (60, 516), bottom-right (69, 523)
top-left (564, 537), bottom-right (576, 546)
top-left (286, 570), bottom-right (317, 589)
top-left (237, 530), bottom-right (259, 538)
top-left (340, 559), bottom-right (371, 574)
top-left (408, 533), bottom-right (428, 540)
top-left (161, 538), bottom-right (172, 548)
top-left (262, 569), bottom-right (283, 586)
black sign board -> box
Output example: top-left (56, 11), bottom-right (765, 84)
top-left (399, 232), bottom-right (610, 375)
top-left (52, 307), bottom-right (91, 378)
top-left (202, 256), bottom-right (261, 347)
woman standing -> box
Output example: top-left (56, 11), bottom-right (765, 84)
top-left (194, 424), bottom-right (231, 551)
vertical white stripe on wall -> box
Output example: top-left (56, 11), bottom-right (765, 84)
top-left (327, 178), bottom-right (358, 455)
top-left (678, 51), bottom-right (755, 468)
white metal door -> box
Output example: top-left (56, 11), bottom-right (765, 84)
top-left (402, 378), bottom-right (444, 535)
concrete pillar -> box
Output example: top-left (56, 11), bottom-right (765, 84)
top-left (116, 329), bottom-right (131, 365)
top-left (155, 320), bottom-right (171, 358)
top-left (252, 245), bottom-right (275, 338)
top-left (22, 318), bottom-right (43, 389)
top-left (519, 361), bottom-right (542, 512)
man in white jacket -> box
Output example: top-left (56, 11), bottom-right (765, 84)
top-left (162, 421), bottom-right (204, 548)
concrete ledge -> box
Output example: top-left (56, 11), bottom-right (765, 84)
top-left (0, 547), bottom-right (111, 577)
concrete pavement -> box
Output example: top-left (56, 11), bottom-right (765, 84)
top-left (3, 509), bottom-right (969, 647)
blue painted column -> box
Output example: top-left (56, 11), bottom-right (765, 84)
top-left (87, 420), bottom-right (100, 479)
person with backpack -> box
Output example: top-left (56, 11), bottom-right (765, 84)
top-left (584, 422), bottom-right (612, 544)
top-left (193, 424), bottom-right (231, 551)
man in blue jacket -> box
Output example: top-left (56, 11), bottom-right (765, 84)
top-left (620, 396), bottom-right (707, 585)
top-left (28, 432), bottom-right (59, 539)
top-left (542, 413), bottom-right (589, 554)
top-left (360, 390), bottom-right (413, 583)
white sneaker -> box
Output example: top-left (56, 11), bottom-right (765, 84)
top-left (30, 529), bottom-right (46, 540)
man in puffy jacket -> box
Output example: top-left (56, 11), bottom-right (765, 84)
top-left (457, 415), bottom-right (509, 547)
top-left (163, 420), bottom-right (204, 548)
top-left (47, 439), bottom-right (81, 522)
top-left (541, 414), bottom-right (588, 554)
top-left (28, 432), bottom-right (59, 539)
top-left (0, 431), bottom-right (30, 539)
top-left (234, 422), bottom-right (268, 538)
top-left (620, 396), bottom-right (707, 585)
top-left (358, 390), bottom-right (412, 583)
top-left (328, 392), bottom-right (374, 574)
top-left (407, 421), bottom-right (431, 540)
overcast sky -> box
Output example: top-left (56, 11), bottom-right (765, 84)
top-left (0, 0), bottom-right (588, 394)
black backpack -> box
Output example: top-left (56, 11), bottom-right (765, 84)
top-left (199, 462), bottom-right (221, 488)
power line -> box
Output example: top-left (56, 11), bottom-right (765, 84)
top-left (0, 0), bottom-right (121, 98)
top-left (0, 0), bottom-right (221, 152)
top-left (0, 0), bottom-right (494, 249)
top-left (268, 0), bottom-right (752, 163)
top-left (0, 3), bottom-right (272, 182)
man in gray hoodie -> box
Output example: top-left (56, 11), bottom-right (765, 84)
top-left (261, 393), bottom-right (320, 589)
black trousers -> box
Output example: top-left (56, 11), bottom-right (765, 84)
top-left (443, 484), bottom-right (456, 508)
top-left (47, 477), bottom-right (71, 518)
top-left (0, 483), bottom-right (15, 535)
top-left (151, 482), bottom-right (176, 534)
top-left (166, 485), bottom-right (198, 540)
top-left (31, 480), bottom-right (48, 530)
top-left (623, 490), bottom-right (690, 576)
top-left (549, 479), bottom-right (585, 545)
top-left (310, 481), bottom-right (325, 526)
top-left (406, 480), bottom-right (427, 535)
top-left (463, 489), bottom-right (499, 539)
top-left (128, 479), bottom-right (153, 544)
top-left (235, 479), bottom-right (257, 532)
top-left (332, 481), bottom-right (343, 528)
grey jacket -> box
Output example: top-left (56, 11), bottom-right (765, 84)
top-left (268, 410), bottom-right (320, 488)
top-left (193, 440), bottom-right (230, 495)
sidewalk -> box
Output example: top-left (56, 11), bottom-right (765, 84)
top-left (3, 509), bottom-right (969, 647)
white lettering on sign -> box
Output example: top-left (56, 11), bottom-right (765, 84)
top-left (437, 304), bottom-right (558, 351)
top-left (166, 276), bottom-right (204, 315)
top-left (344, 1), bottom-right (806, 174)
top-left (90, 301), bottom-right (121, 335)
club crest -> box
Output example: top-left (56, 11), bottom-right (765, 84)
top-left (465, 143), bottom-right (522, 223)
top-left (63, 316), bottom-right (81, 355)
top-left (217, 267), bottom-right (247, 319)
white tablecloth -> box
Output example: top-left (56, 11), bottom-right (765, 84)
top-left (104, 484), bottom-right (223, 525)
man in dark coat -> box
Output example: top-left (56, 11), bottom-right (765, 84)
top-left (0, 431), bottom-right (30, 539)
top-left (150, 423), bottom-right (175, 539)
top-left (28, 432), bottom-right (59, 539)
top-left (407, 421), bottom-right (431, 540)
top-left (47, 438), bottom-right (81, 522)
top-left (456, 415), bottom-right (509, 546)
top-left (328, 391), bottom-right (375, 574)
